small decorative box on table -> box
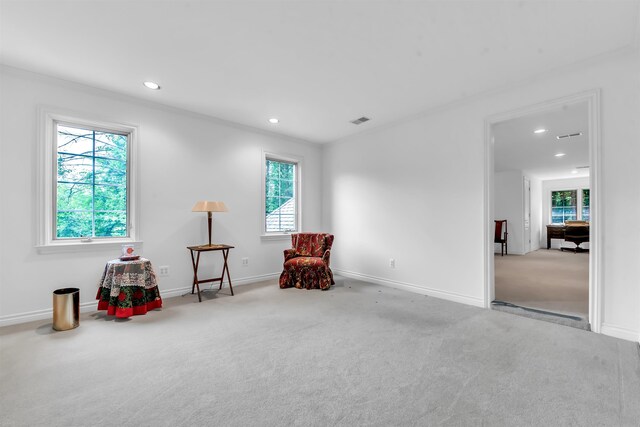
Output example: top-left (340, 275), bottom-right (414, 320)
top-left (96, 257), bottom-right (162, 318)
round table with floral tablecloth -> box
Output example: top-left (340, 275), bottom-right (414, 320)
top-left (96, 258), bottom-right (162, 318)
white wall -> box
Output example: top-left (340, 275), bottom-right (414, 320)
top-left (541, 176), bottom-right (590, 249)
top-left (323, 51), bottom-right (640, 341)
top-left (0, 67), bottom-right (323, 325)
top-left (494, 171), bottom-right (524, 255)
top-left (494, 172), bottom-right (541, 255)
top-left (529, 177), bottom-right (542, 252)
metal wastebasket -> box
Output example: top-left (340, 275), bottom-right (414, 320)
top-left (52, 288), bottom-right (79, 331)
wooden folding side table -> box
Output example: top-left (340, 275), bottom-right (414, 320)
top-left (186, 244), bottom-right (234, 302)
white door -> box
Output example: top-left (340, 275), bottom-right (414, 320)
top-left (523, 177), bottom-right (531, 253)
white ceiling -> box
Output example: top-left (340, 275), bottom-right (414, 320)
top-left (1, 1), bottom-right (638, 143)
top-left (493, 101), bottom-right (589, 181)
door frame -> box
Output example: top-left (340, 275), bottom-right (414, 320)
top-left (523, 176), bottom-right (531, 254)
top-left (483, 89), bottom-right (602, 332)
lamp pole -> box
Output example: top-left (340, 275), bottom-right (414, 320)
top-left (207, 211), bottom-right (213, 246)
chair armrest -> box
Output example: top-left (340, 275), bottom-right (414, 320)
top-left (322, 248), bottom-right (331, 266)
top-left (284, 249), bottom-right (296, 262)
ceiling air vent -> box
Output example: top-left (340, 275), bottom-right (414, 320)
top-left (556, 132), bottom-right (582, 140)
top-left (350, 116), bottom-right (370, 125)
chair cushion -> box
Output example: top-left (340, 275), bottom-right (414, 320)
top-left (284, 257), bottom-right (325, 268)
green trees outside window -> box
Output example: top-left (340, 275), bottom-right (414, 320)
top-left (582, 189), bottom-right (590, 221)
top-left (551, 188), bottom-right (590, 224)
top-left (265, 159), bottom-right (296, 232)
top-left (551, 190), bottom-right (577, 224)
top-left (56, 124), bottom-right (128, 238)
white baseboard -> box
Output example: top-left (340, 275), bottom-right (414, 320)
top-left (161, 272), bottom-right (280, 298)
top-left (234, 272), bottom-right (280, 285)
top-left (0, 301), bottom-right (98, 328)
top-left (600, 323), bottom-right (640, 343)
top-left (0, 272), bottom-right (281, 328)
top-left (334, 269), bottom-right (484, 308)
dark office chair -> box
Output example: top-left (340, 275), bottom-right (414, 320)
top-left (494, 220), bottom-right (508, 256)
top-left (561, 220), bottom-right (589, 253)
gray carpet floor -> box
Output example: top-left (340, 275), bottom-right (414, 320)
top-left (1, 277), bottom-right (639, 426)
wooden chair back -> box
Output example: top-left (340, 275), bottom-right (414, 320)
top-left (494, 220), bottom-right (508, 256)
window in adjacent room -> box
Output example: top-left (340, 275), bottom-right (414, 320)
top-left (551, 188), bottom-right (590, 224)
top-left (581, 189), bottom-right (590, 221)
top-left (263, 155), bottom-right (299, 234)
top-left (38, 109), bottom-right (138, 248)
top-left (551, 190), bottom-right (577, 224)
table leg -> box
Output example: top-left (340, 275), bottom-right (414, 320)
top-left (218, 253), bottom-right (224, 291)
top-left (190, 250), bottom-right (203, 302)
top-left (196, 252), bottom-right (203, 302)
top-left (190, 250), bottom-right (197, 294)
top-left (222, 249), bottom-right (234, 296)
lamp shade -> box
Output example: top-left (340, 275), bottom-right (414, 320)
top-left (192, 201), bottom-right (228, 212)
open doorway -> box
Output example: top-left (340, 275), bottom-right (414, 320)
top-left (484, 91), bottom-right (601, 331)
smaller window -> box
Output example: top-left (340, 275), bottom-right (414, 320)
top-left (263, 154), bottom-right (300, 234)
top-left (582, 189), bottom-right (590, 221)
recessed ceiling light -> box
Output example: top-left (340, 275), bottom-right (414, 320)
top-left (143, 81), bottom-right (160, 90)
top-left (268, 118), bottom-right (279, 124)
top-left (571, 169), bottom-right (578, 174)
top-left (534, 128), bottom-right (547, 134)
top-left (554, 153), bottom-right (566, 157)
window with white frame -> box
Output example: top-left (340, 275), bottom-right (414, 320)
top-left (263, 154), bottom-right (299, 234)
top-left (551, 188), bottom-right (589, 224)
top-left (38, 110), bottom-right (137, 247)
top-left (581, 188), bottom-right (590, 221)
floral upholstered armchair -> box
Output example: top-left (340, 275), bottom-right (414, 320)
top-left (279, 233), bottom-right (335, 290)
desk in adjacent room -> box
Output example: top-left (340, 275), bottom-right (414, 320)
top-left (187, 244), bottom-right (234, 302)
top-left (96, 258), bottom-right (163, 318)
top-left (546, 225), bottom-right (566, 249)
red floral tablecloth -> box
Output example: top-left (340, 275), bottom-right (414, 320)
top-left (96, 258), bottom-right (162, 318)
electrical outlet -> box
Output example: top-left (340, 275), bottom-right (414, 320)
top-left (158, 265), bottom-right (170, 276)
top-left (389, 258), bottom-right (395, 268)
top-left (242, 257), bottom-right (249, 266)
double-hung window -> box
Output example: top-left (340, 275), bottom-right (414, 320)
top-left (263, 153), bottom-right (300, 235)
top-left (38, 109), bottom-right (138, 248)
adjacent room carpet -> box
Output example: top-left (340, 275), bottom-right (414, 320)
top-left (494, 249), bottom-right (589, 319)
top-left (1, 277), bottom-right (638, 426)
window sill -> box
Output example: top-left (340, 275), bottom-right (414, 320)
top-left (260, 233), bottom-right (294, 241)
top-left (36, 239), bottom-right (143, 254)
